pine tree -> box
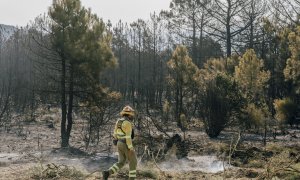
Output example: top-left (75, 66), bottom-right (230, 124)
top-left (235, 49), bottom-right (271, 144)
top-left (235, 49), bottom-right (270, 101)
top-left (284, 26), bottom-right (300, 94)
top-left (197, 58), bottom-right (244, 138)
top-left (49, 0), bottom-right (116, 147)
top-left (166, 45), bottom-right (199, 127)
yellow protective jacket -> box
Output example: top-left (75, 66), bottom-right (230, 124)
top-left (113, 118), bottom-right (134, 150)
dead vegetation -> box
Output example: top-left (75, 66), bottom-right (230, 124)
top-left (1, 106), bottom-right (300, 180)
top-left (30, 163), bottom-right (85, 180)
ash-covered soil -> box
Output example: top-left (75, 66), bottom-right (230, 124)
top-left (0, 108), bottom-right (115, 179)
top-left (0, 107), bottom-right (299, 179)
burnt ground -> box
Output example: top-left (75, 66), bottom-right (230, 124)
top-left (0, 107), bottom-right (300, 179)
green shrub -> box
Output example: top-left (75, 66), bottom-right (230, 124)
top-left (274, 98), bottom-right (297, 127)
top-left (200, 74), bottom-right (244, 138)
top-left (241, 103), bottom-right (269, 128)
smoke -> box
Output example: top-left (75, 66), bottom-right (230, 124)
top-left (0, 153), bottom-right (19, 163)
top-left (0, 152), bottom-right (229, 174)
top-left (159, 155), bottom-right (229, 173)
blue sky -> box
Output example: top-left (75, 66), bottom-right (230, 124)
top-left (0, 0), bottom-right (170, 27)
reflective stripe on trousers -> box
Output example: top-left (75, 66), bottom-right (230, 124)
top-left (129, 170), bottom-right (137, 178)
top-left (108, 141), bottom-right (137, 179)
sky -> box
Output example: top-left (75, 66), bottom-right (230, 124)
top-left (0, 0), bottom-right (171, 27)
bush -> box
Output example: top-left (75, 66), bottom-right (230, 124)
top-left (241, 103), bottom-right (269, 129)
top-left (274, 98), bottom-right (297, 127)
top-left (199, 74), bottom-right (244, 138)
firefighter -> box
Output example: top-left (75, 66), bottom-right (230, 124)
top-left (102, 105), bottom-right (137, 180)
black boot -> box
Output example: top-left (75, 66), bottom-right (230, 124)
top-left (102, 170), bottom-right (109, 180)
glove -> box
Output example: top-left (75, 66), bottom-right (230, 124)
top-left (113, 139), bottom-right (118, 145)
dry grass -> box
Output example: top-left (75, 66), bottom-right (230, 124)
top-left (30, 163), bottom-right (85, 180)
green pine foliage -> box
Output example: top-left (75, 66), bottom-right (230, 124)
top-left (284, 26), bottom-right (300, 94)
top-left (49, 0), bottom-right (118, 104)
top-left (242, 103), bottom-right (270, 129)
top-left (234, 49), bottom-right (271, 131)
top-left (167, 45), bottom-right (199, 89)
top-left (166, 45), bottom-right (200, 127)
top-left (48, 0), bottom-right (117, 147)
top-left (234, 49), bottom-right (270, 101)
top-left (49, 0), bottom-right (116, 83)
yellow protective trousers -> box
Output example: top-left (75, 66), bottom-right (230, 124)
top-left (109, 141), bottom-right (137, 179)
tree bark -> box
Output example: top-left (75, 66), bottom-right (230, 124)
top-left (66, 64), bottom-right (74, 145)
top-left (226, 14), bottom-right (232, 58)
top-left (192, 12), bottom-right (197, 65)
top-left (60, 37), bottom-right (68, 147)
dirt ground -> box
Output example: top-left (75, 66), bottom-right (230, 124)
top-left (0, 120), bottom-right (228, 180)
top-left (0, 107), bottom-right (300, 179)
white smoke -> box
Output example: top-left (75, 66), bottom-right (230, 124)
top-left (159, 155), bottom-right (229, 173)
